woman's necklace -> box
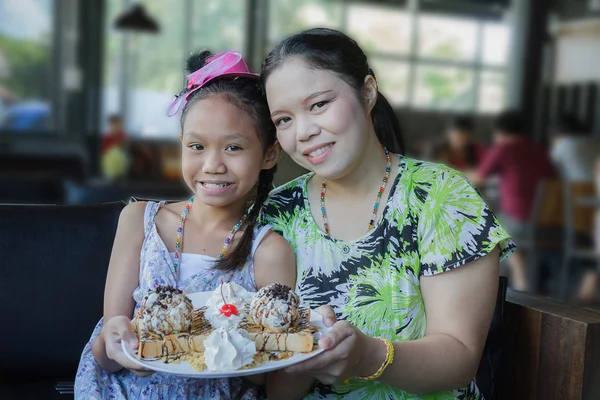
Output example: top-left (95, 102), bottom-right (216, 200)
top-left (173, 196), bottom-right (246, 280)
top-left (320, 148), bottom-right (391, 236)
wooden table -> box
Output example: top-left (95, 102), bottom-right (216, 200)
top-left (500, 289), bottom-right (600, 400)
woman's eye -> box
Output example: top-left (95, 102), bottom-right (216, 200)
top-left (275, 117), bottom-right (291, 126)
top-left (190, 144), bottom-right (203, 151)
top-left (310, 101), bottom-right (328, 111)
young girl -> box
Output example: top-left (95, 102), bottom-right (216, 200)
top-left (75, 50), bottom-right (296, 399)
top-left (260, 29), bottom-right (515, 400)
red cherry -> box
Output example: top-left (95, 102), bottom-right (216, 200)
top-left (218, 280), bottom-right (239, 318)
top-left (220, 304), bottom-right (238, 317)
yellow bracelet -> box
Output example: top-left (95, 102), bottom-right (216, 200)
top-left (357, 337), bottom-right (395, 381)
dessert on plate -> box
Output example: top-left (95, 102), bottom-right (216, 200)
top-left (133, 282), bottom-right (316, 372)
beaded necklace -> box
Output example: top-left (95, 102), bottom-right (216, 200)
top-left (173, 196), bottom-right (246, 280)
top-left (320, 148), bottom-right (391, 235)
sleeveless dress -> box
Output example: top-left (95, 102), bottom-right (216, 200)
top-left (75, 201), bottom-right (271, 400)
top-left (261, 157), bottom-right (515, 400)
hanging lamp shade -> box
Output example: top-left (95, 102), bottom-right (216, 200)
top-left (114, 4), bottom-right (159, 33)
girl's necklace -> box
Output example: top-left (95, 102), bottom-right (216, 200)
top-left (173, 196), bottom-right (246, 280)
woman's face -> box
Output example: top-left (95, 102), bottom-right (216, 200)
top-left (265, 59), bottom-right (373, 180)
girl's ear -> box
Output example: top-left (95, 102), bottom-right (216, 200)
top-left (262, 141), bottom-right (281, 170)
top-left (179, 132), bottom-right (183, 142)
top-left (362, 75), bottom-right (378, 115)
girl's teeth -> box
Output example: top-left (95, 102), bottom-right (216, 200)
top-left (203, 183), bottom-right (230, 189)
top-left (308, 144), bottom-right (332, 157)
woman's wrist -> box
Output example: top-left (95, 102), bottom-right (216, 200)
top-left (357, 336), bottom-right (389, 378)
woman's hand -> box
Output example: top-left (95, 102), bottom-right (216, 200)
top-left (314, 305), bottom-right (336, 327)
top-left (285, 321), bottom-right (385, 385)
top-left (102, 315), bottom-right (154, 377)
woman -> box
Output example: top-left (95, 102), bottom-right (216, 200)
top-left (260, 28), bottom-right (514, 400)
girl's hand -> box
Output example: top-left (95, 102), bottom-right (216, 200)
top-left (285, 321), bottom-right (385, 385)
top-left (102, 315), bottom-right (154, 377)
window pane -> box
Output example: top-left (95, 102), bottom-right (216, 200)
top-left (369, 59), bottom-right (409, 106)
top-left (268, 0), bottom-right (343, 45)
top-left (347, 5), bottom-right (411, 54)
top-left (482, 23), bottom-right (509, 66)
top-left (127, 0), bottom-right (186, 138)
top-left (417, 15), bottom-right (477, 62)
top-left (190, 0), bottom-right (246, 52)
top-left (412, 65), bottom-right (475, 111)
top-left (478, 70), bottom-right (506, 113)
top-left (103, 0), bottom-right (247, 139)
top-left (0, 0), bottom-right (54, 132)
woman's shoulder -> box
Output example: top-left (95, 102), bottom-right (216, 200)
top-left (268, 173), bottom-right (312, 199)
top-left (399, 156), bottom-right (465, 183)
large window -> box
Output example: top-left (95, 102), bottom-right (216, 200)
top-left (103, 0), bottom-right (247, 138)
top-left (266, 1), bottom-right (510, 113)
top-left (0, 0), bottom-right (55, 132)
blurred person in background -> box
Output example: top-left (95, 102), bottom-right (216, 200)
top-left (101, 114), bottom-right (129, 181)
top-left (435, 115), bottom-right (486, 172)
top-left (578, 158), bottom-right (600, 303)
top-left (550, 114), bottom-right (600, 182)
top-left (469, 110), bottom-right (556, 291)
top-left (102, 114), bottom-right (128, 154)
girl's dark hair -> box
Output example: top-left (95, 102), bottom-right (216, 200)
top-left (261, 28), bottom-right (404, 154)
top-left (181, 50), bottom-right (277, 273)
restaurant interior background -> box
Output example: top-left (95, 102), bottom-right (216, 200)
top-left (1, 0), bottom-right (599, 309)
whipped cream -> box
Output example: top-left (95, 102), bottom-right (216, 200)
top-left (205, 282), bottom-right (253, 329)
top-left (204, 327), bottom-right (256, 371)
top-left (250, 283), bottom-right (300, 331)
top-left (139, 286), bottom-right (193, 336)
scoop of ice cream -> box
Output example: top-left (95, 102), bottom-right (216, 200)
top-left (138, 286), bottom-right (193, 336)
top-left (204, 327), bottom-right (256, 371)
top-left (249, 283), bottom-right (300, 331)
top-left (205, 281), bottom-right (253, 329)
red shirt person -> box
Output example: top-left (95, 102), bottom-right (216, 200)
top-left (469, 110), bottom-right (555, 291)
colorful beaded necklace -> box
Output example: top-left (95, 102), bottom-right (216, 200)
top-left (173, 196), bottom-right (246, 280)
top-left (320, 148), bottom-right (391, 235)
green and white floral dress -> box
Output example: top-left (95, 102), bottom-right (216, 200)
top-left (261, 157), bottom-right (514, 400)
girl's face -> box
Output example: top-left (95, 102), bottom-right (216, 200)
top-left (180, 95), bottom-right (277, 209)
top-left (265, 59), bottom-right (374, 181)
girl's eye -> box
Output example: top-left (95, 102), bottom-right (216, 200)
top-left (190, 144), bottom-right (204, 151)
top-left (310, 101), bottom-right (328, 111)
top-left (275, 117), bottom-right (291, 126)
top-left (226, 145), bottom-right (242, 151)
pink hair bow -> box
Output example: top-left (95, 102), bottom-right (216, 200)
top-left (167, 51), bottom-right (258, 116)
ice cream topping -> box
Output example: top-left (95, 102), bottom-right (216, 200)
top-left (250, 283), bottom-right (300, 331)
top-left (139, 286), bottom-right (193, 336)
top-left (205, 281), bottom-right (253, 330)
top-left (203, 327), bottom-right (257, 371)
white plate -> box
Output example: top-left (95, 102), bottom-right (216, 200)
top-left (121, 291), bottom-right (330, 378)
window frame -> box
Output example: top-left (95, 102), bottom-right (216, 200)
top-left (264, 0), bottom-right (510, 114)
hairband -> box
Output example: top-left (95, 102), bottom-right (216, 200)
top-left (167, 51), bottom-right (258, 116)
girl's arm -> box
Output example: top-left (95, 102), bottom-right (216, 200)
top-left (91, 202), bottom-right (148, 374)
top-left (286, 249), bottom-right (499, 393)
top-left (251, 231), bottom-right (314, 399)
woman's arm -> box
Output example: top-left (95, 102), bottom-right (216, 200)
top-left (252, 231), bottom-right (315, 399)
top-left (92, 202), bottom-right (148, 374)
top-left (287, 248), bottom-right (499, 394)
